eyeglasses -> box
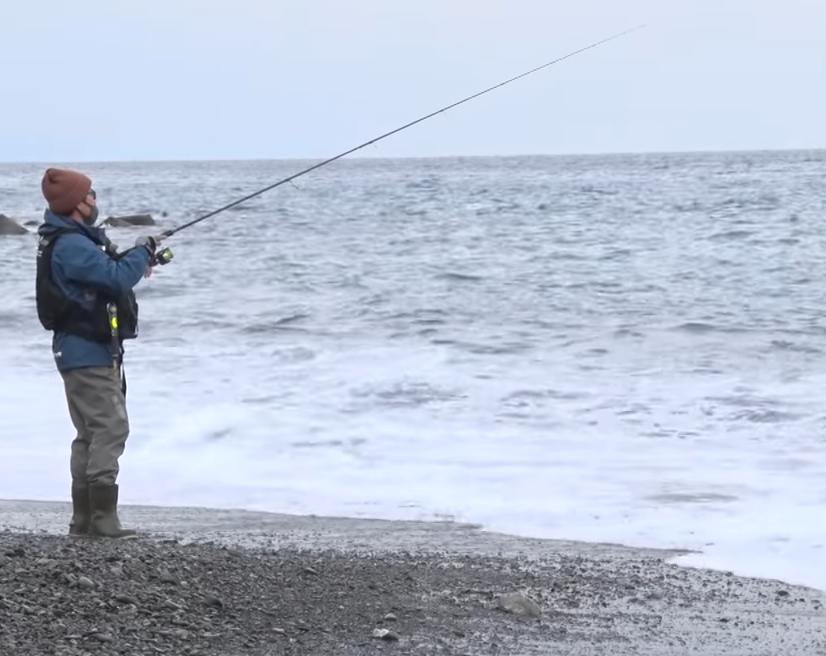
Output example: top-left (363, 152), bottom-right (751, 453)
top-left (90, 189), bottom-right (97, 200)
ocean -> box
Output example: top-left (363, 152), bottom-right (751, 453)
top-left (1, 150), bottom-right (825, 592)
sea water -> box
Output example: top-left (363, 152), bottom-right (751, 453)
top-left (1, 151), bottom-right (824, 591)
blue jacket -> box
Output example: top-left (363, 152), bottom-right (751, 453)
top-left (37, 210), bottom-right (152, 372)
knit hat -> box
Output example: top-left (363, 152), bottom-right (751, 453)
top-left (41, 168), bottom-right (93, 216)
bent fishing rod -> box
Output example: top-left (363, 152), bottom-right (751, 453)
top-left (159, 24), bottom-right (646, 242)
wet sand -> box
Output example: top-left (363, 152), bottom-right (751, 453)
top-left (1, 499), bottom-right (824, 655)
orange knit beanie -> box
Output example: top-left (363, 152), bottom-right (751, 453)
top-left (41, 168), bottom-right (92, 216)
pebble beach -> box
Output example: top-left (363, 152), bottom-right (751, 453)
top-left (1, 499), bottom-right (824, 655)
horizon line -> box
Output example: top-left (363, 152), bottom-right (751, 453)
top-left (0, 146), bottom-right (824, 167)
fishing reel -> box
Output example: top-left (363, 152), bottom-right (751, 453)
top-left (151, 246), bottom-right (174, 267)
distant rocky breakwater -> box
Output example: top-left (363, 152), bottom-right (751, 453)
top-left (0, 213), bottom-right (158, 235)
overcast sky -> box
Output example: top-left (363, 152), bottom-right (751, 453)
top-left (1, 0), bottom-right (823, 162)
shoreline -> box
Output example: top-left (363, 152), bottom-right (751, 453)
top-left (1, 499), bottom-right (825, 655)
top-left (1, 497), bottom-right (694, 561)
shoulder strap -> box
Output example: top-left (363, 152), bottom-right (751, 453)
top-left (39, 224), bottom-right (111, 259)
top-left (37, 227), bottom-right (69, 261)
top-left (39, 224), bottom-right (77, 245)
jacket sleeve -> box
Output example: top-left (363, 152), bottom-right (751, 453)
top-left (53, 233), bottom-right (152, 297)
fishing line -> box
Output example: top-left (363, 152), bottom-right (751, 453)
top-left (160, 24), bottom-right (646, 241)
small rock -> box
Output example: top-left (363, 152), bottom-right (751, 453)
top-left (384, 612), bottom-right (398, 622)
top-left (777, 590), bottom-right (789, 597)
top-left (497, 591), bottom-right (541, 617)
top-left (158, 569), bottom-right (179, 585)
top-left (372, 628), bottom-right (400, 641)
top-left (77, 577), bottom-right (95, 590)
top-left (202, 595), bottom-right (223, 608)
top-left (93, 633), bottom-right (114, 643)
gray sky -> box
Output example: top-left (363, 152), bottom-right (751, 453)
top-left (2, 0), bottom-right (823, 162)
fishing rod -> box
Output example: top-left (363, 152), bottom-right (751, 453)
top-left (158, 23), bottom-right (646, 248)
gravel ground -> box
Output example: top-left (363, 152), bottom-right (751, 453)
top-left (0, 500), bottom-right (824, 656)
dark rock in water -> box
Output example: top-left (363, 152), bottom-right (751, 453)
top-left (24, 220), bottom-right (39, 227)
top-left (0, 214), bottom-right (28, 235)
top-left (104, 214), bottom-right (156, 227)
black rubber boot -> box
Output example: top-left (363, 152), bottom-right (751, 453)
top-left (88, 484), bottom-right (138, 539)
top-left (68, 486), bottom-right (90, 537)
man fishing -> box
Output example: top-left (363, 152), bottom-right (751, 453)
top-left (35, 167), bottom-right (164, 539)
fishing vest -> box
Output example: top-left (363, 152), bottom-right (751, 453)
top-left (35, 227), bottom-right (140, 346)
